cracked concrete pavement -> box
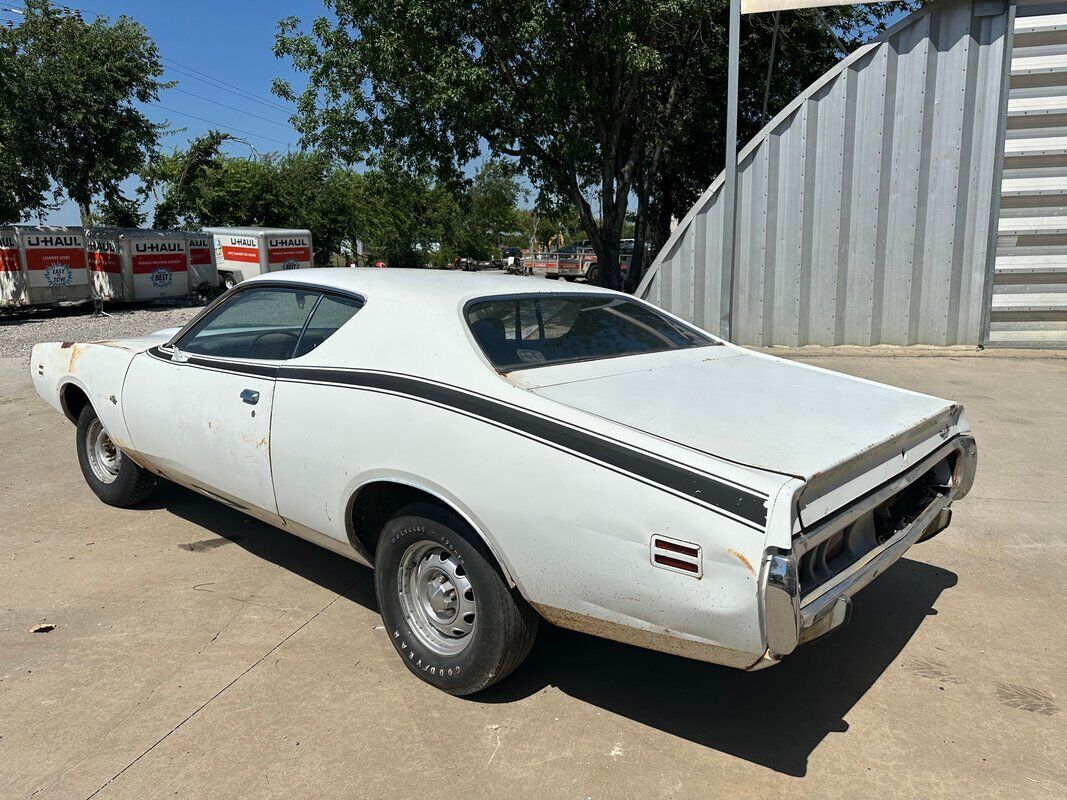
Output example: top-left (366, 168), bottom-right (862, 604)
top-left (0, 351), bottom-right (1065, 799)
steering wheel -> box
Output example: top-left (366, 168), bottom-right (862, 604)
top-left (248, 329), bottom-right (300, 358)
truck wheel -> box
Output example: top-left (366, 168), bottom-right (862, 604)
top-left (222, 273), bottom-right (236, 290)
top-left (374, 503), bottom-right (538, 695)
top-left (585, 265), bottom-right (600, 284)
top-left (76, 406), bottom-right (157, 507)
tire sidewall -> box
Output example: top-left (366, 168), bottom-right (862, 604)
top-left (375, 509), bottom-right (511, 695)
top-left (75, 406), bottom-right (150, 506)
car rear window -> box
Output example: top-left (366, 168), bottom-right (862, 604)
top-left (466, 294), bottom-right (715, 370)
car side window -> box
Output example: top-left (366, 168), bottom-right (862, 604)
top-left (293, 293), bottom-right (364, 358)
top-left (177, 287), bottom-right (320, 360)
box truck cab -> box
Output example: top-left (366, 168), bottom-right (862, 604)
top-left (203, 227), bottom-right (314, 289)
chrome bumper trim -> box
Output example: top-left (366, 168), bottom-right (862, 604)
top-left (795, 434), bottom-right (973, 557)
top-left (799, 490), bottom-right (953, 628)
top-left (758, 434), bottom-right (976, 659)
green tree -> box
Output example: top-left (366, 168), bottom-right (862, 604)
top-left (0, 0), bottom-right (166, 225)
top-left (91, 191), bottom-right (147, 228)
top-left (143, 131), bottom-right (235, 229)
top-left (0, 28), bottom-right (52, 223)
top-left (447, 160), bottom-right (526, 259)
top-left (274, 1), bottom-right (905, 290)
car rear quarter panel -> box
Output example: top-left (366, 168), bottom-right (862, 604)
top-left (269, 377), bottom-right (781, 661)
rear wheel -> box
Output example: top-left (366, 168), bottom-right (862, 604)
top-left (374, 503), bottom-right (538, 695)
top-left (221, 272), bottom-right (236, 290)
top-left (585, 265), bottom-right (600, 284)
top-left (76, 405), bottom-right (157, 507)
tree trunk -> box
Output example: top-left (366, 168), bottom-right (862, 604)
top-left (625, 164), bottom-right (650, 294)
top-left (77, 200), bottom-right (92, 228)
top-left (650, 171), bottom-right (677, 256)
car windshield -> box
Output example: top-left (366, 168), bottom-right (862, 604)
top-left (466, 294), bottom-right (716, 370)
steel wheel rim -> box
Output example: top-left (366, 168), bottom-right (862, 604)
top-left (85, 418), bottom-right (121, 484)
top-left (397, 541), bottom-right (476, 656)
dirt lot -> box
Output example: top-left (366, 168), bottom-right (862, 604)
top-left (0, 339), bottom-right (1064, 799)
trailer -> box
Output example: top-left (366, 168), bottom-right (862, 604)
top-left (202, 227), bottom-right (314, 289)
top-left (0, 226), bottom-right (26, 307)
top-left (86, 228), bottom-right (190, 303)
top-left (0, 226), bottom-right (90, 308)
top-left (183, 231), bottom-right (219, 301)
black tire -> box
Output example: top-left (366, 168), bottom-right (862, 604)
top-left (222, 272), bottom-right (236, 290)
top-left (75, 405), bottom-right (157, 507)
top-left (374, 503), bottom-right (538, 695)
top-left (585, 265), bottom-right (600, 284)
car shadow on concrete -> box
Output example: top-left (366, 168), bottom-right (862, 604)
top-left (149, 482), bottom-right (957, 778)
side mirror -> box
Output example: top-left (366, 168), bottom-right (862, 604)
top-left (159, 343), bottom-right (189, 363)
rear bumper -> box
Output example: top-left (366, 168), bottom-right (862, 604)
top-left (751, 434), bottom-right (976, 670)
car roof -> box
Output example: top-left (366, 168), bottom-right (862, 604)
top-left (244, 267), bottom-right (619, 303)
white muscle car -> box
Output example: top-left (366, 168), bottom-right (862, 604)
top-left (30, 270), bottom-right (977, 695)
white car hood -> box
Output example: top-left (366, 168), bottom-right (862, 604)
top-left (512, 347), bottom-right (961, 524)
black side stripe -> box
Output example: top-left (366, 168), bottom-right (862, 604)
top-left (279, 366), bottom-right (768, 528)
top-left (145, 348), bottom-right (768, 528)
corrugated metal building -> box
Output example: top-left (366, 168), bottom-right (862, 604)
top-left (638, 0), bottom-right (1067, 348)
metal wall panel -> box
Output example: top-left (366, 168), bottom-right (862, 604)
top-left (639, 0), bottom-right (1011, 346)
top-left (989, 0), bottom-right (1067, 346)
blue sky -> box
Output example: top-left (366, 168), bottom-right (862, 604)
top-left (0, 0), bottom-right (320, 224)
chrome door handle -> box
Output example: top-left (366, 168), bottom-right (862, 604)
top-left (240, 389), bottom-right (260, 405)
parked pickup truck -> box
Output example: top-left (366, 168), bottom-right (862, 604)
top-left (31, 269), bottom-right (977, 696)
top-left (528, 241), bottom-right (599, 282)
top-left (530, 239), bottom-right (653, 283)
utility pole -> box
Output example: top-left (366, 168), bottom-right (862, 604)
top-left (720, 0), bottom-right (741, 342)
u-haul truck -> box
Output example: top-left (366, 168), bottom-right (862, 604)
top-left (203, 227), bottom-right (314, 288)
top-left (85, 229), bottom-right (190, 302)
top-left (0, 226), bottom-right (91, 307)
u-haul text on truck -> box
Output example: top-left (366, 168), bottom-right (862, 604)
top-left (203, 227), bottom-right (315, 288)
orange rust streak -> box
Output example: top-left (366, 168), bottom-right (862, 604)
top-left (726, 548), bottom-right (755, 576)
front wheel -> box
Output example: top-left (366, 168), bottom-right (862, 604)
top-left (76, 405), bottom-right (157, 507)
top-left (374, 503), bottom-right (538, 695)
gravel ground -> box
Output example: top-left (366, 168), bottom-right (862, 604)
top-left (0, 303), bottom-right (200, 362)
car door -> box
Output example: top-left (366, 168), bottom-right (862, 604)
top-left (122, 284), bottom-right (322, 520)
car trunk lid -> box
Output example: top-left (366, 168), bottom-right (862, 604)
top-left (510, 347), bottom-right (962, 526)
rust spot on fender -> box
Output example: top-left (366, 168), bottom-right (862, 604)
top-left (727, 548), bottom-right (755, 575)
top-left (67, 343), bottom-right (81, 373)
top-left (256, 436), bottom-right (269, 450)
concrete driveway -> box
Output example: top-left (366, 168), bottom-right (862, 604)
top-left (0, 352), bottom-right (1064, 799)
